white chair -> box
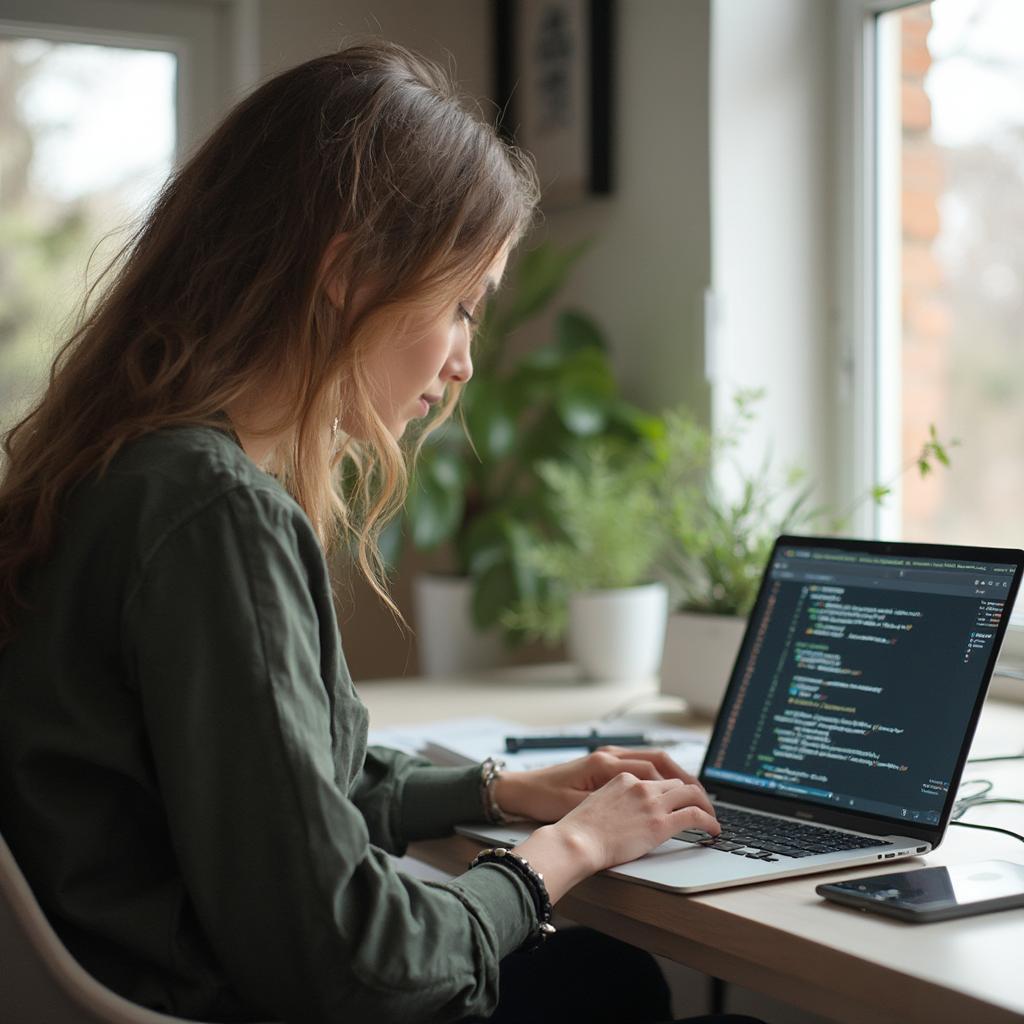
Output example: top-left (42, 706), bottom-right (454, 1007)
top-left (0, 831), bottom-right (275, 1024)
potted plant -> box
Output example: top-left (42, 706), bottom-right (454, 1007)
top-left (501, 444), bottom-right (669, 683)
top-left (391, 242), bottom-right (660, 676)
top-left (655, 389), bottom-right (957, 713)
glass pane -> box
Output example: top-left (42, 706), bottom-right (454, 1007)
top-left (877, 0), bottom-right (1024, 548)
top-left (0, 39), bottom-right (176, 433)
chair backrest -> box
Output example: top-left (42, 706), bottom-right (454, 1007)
top-left (0, 831), bottom-right (210, 1024)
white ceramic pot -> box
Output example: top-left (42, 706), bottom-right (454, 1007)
top-left (413, 574), bottom-right (506, 678)
top-left (567, 582), bottom-right (669, 683)
top-left (660, 611), bottom-right (747, 715)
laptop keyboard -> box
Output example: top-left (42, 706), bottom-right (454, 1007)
top-left (674, 806), bottom-right (892, 862)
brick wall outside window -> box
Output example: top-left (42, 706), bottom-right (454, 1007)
top-left (899, 6), bottom-right (949, 531)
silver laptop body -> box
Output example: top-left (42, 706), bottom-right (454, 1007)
top-left (459, 536), bottom-right (1024, 893)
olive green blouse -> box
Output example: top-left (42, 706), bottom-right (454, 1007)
top-left (0, 427), bottom-right (535, 1023)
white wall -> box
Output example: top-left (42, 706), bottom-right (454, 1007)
top-left (256, 0), bottom-right (491, 97)
top-left (537, 0), bottom-right (713, 417)
top-left (709, 0), bottom-right (836, 507)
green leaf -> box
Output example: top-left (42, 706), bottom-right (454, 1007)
top-left (464, 378), bottom-right (517, 463)
top-left (505, 518), bottom-right (546, 603)
top-left (472, 559), bottom-right (519, 629)
top-left (607, 400), bottom-right (665, 442)
top-left (517, 344), bottom-right (567, 372)
top-left (556, 392), bottom-right (608, 436)
top-left (500, 588), bottom-right (568, 645)
top-left (555, 349), bottom-right (615, 436)
top-left (733, 388), bottom-right (765, 421)
top-left (556, 309), bottom-right (607, 354)
top-left (518, 446), bottom-right (662, 590)
top-left (516, 407), bottom-right (575, 464)
top-left (406, 450), bottom-right (466, 549)
top-left (460, 511), bottom-right (513, 576)
top-left (493, 240), bottom-right (590, 336)
top-left (430, 450), bottom-right (464, 489)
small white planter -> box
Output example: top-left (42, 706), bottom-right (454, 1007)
top-left (413, 574), bottom-right (505, 678)
top-left (660, 611), bottom-right (747, 715)
top-left (567, 582), bottom-right (669, 683)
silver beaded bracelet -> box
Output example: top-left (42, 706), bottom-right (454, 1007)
top-left (479, 757), bottom-right (510, 824)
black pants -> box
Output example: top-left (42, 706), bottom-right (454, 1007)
top-left (482, 927), bottom-right (764, 1024)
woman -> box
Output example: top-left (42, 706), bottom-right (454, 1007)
top-left (0, 41), bottom-right (742, 1024)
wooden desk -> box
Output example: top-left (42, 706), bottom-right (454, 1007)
top-left (358, 668), bottom-right (1024, 1024)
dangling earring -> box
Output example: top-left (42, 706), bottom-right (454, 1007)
top-left (331, 416), bottom-right (339, 439)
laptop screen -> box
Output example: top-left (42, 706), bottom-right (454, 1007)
top-left (701, 538), bottom-right (1023, 828)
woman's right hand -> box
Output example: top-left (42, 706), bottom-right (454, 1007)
top-left (512, 771), bottom-right (719, 903)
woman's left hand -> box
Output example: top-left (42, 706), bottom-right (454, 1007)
top-left (491, 747), bottom-right (705, 824)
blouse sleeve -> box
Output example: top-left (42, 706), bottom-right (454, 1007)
top-left (122, 485), bottom-right (535, 1023)
top-left (350, 746), bottom-right (490, 852)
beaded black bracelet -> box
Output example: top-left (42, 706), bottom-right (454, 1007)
top-left (469, 847), bottom-right (556, 951)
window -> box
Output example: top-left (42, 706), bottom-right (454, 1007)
top-left (0, 0), bottom-right (254, 434)
top-left (0, 38), bottom-right (176, 432)
top-left (875, 0), bottom-right (1024, 551)
top-left (837, 0), bottom-right (1024, 691)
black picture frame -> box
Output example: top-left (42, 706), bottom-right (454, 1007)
top-left (494, 0), bottom-right (614, 207)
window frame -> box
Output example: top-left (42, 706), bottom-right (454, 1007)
top-left (833, 0), bottom-right (911, 538)
top-left (0, 0), bottom-right (258, 158)
top-left (834, 0), bottom-right (1024, 687)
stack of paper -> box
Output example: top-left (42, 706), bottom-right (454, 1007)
top-left (368, 715), bottom-right (708, 775)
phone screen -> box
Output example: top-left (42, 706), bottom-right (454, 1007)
top-left (818, 861), bottom-right (1024, 919)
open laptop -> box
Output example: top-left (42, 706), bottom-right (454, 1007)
top-left (459, 535), bottom-right (1024, 893)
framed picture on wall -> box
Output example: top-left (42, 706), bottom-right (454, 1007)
top-left (494, 0), bottom-right (613, 208)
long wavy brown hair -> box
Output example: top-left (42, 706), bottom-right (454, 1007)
top-left (0, 41), bottom-right (539, 648)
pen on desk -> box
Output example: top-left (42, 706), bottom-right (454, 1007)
top-left (505, 730), bottom-right (656, 753)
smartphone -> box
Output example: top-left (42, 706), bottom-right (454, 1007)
top-left (816, 861), bottom-right (1024, 923)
